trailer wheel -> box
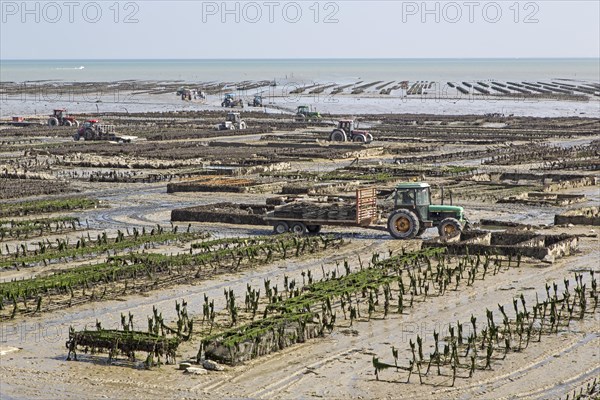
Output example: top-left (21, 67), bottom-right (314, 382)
top-left (438, 218), bottom-right (462, 238)
top-left (273, 222), bottom-right (289, 234)
top-left (306, 225), bottom-right (321, 234)
top-left (290, 222), bottom-right (307, 235)
top-left (387, 209), bottom-right (420, 239)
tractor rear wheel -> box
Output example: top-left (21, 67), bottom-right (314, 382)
top-left (438, 218), bottom-right (462, 238)
top-left (306, 225), bottom-right (321, 234)
top-left (48, 117), bottom-right (59, 127)
top-left (290, 222), bottom-right (307, 235)
top-left (330, 130), bottom-right (347, 142)
top-left (84, 128), bottom-right (95, 140)
top-left (273, 222), bottom-right (289, 234)
top-left (387, 209), bottom-right (420, 239)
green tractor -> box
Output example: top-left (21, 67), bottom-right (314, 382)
top-left (295, 105), bottom-right (321, 121)
top-left (387, 182), bottom-right (469, 239)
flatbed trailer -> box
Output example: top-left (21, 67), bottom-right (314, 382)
top-left (264, 188), bottom-right (387, 235)
top-left (0, 118), bottom-right (43, 127)
top-left (74, 121), bottom-right (137, 143)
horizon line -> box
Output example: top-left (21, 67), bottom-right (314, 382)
top-left (2, 57), bottom-right (599, 62)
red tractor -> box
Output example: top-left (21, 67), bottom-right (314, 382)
top-left (48, 109), bottom-right (79, 127)
top-left (329, 120), bottom-right (373, 143)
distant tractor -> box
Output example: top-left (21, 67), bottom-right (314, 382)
top-left (329, 119), bottom-right (373, 143)
top-left (181, 89), bottom-right (194, 101)
top-left (295, 105), bottom-right (321, 121)
top-left (48, 109), bottom-right (79, 127)
top-left (73, 120), bottom-right (136, 142)
top-left (248, 95), bottom-right (263, 107)
top-left (387, 182), bottom-right (469, 239)
top-left (221, 93), bottom-right (244, 108)
top-left (217, 112), bottom-right (247, 131)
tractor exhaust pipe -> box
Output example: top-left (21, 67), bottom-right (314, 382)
top-left (441, 187), bottom-right (444, 205)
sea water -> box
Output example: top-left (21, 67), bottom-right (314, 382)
top-left (1, 58), bottom-right (599, 84)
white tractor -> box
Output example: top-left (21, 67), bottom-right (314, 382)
top-left (217, 112), bottom-right (247, 131)
top-left (329, 120), bottom-right (373, 143)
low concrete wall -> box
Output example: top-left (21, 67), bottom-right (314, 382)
top-left (543, 176), bottom-right (598, 192)
top-left (167, 182), bottom-right (283, 194)
top-left (555, 206), bottom-right (600, 226)
top-left (423, 231), bottom-right (578, 262)
top-left (498, 192), bottom-right (587, 206)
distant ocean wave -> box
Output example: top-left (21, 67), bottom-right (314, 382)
top-left (55, 66), bottom-right (85, 70)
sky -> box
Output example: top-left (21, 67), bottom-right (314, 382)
top-left (1, 1), bottom-right (599, 59)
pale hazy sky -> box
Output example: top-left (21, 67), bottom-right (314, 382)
top-left (1, 1), bottom-right (599, 59)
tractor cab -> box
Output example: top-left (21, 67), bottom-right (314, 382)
top-left (297, 105), bottom-right (309, 115)
top-left (387, 182), bottom-right (468, 239)
top-left (53, 109), bottom-right (67, 118)
top-left (393, 182), bottom-right (432, 226)
top-left (226, 112), bottom-right (241, 123)
top-left (77, 119), bottom-right (97, 133)
top-left (338, 120), bottom-right (355, 131)
top-left (224, 93), bottom-right (235, 100)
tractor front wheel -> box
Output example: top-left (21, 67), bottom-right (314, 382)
top-left (353, 134), bottom-right (366, 143)
top-left (64, 120), bottom-right (73, 127)
top-left (438, 218), bottom-right (462, 238)
top-left (387, 209), bottom-right (420, 239)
